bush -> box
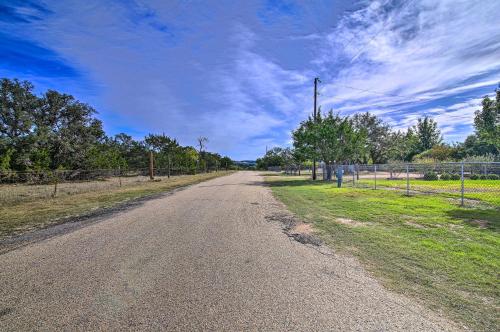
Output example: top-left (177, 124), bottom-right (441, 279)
top-left (440, 173), bottom-right (451, 180)
top-left (479, 174), bottom-right (488, 180)
top-left (470, 174), bottom-right (479, 180)
top-left (423, 171), bottom-right (438, 181)
top-left (487, 174), bottom-right (499, 180)
top-left (450, 174), bottom-right (460, 180)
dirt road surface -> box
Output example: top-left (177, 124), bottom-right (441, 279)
top-left (0, 172), bottom-right (458, 331)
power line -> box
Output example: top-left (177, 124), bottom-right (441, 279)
top-left (315, 84), bottom-right (480, 123)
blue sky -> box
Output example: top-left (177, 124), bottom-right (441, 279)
top-left (1, 0), bottom-right (499, 160)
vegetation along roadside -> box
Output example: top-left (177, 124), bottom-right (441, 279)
top-left (0, 171), bottom-right (233, 241)
top-left (266, 175), bottom-right (499, 332)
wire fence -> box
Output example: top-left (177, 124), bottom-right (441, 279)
top-left (0, 167), bottom-right (221, 205)
top-left (315, 162), bottom-right (500, 207)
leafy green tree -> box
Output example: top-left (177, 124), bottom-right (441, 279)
top-left (175, 146), bottom-right (199, 173)
top-left (220, 156), bottom-right (233, 170)
top-left (415, 116), bottom-right (442, 153)
top-left (413, 144), bottom-right (455, 162)
top-left (256, 147), bottom-right (285, 170)
top-left (85, 141), bottom-right (126, 170)
top-left (293, 110), bottom-right (365, 179)
top-left (473, 89), bottom-right (499, 149)
top-left (35, 89), bottom-right (106, 169)
top-left (352, 112), bottom-right (391, 164)
top-left (0, 78), bottom-right (39, 170)
top-left (112, 133), bottom-right (147, 169)
top-left (461, 134), bottom-right (498, 157)
top-left (387, 128), bottom-right (419, 162)
top-left (145, 133), bottom-right (180, 177)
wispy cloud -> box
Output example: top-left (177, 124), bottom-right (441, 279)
top-left (1, 0), bottom-right (498, 158)
top-left (317, 0), bottom-right (500, 140)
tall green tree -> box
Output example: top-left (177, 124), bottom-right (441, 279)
top-left (0, 78), bottom-right (39, 170)
top-left (293, 110), bottom-right (365, 179)
top-left (352, 112), bottom-right (391, 164)
top-left (145, 133), bottom-right (179, 174)
top-left (415, 116), bottom-right (442, 153)
top-left (474, 89), bottom-right (499, 148)
top-left (256, 147), bottom-right (285, 169)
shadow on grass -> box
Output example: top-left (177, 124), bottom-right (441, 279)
top-left (265, 179), bottom-right (329, 187)
top-left (447, 207), bottom-right (500, 232)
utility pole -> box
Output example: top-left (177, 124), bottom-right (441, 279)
top-left (312, 77), bottom-right (320, 180)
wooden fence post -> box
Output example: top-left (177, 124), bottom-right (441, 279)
top-left (52, 170), bottom-right (58, 198)
top-left (118, 166), bottom-right (122, 187)
top-left (167, 154), bottom-right (171, 179)
top-left (149, 151), bottom-right (154, 180)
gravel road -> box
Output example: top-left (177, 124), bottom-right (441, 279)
top-left (0, 171), bottom-right (459, 331)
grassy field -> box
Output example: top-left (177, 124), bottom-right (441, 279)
top-left (0, 172), bottom-right (233, 239)
top-left (356, 178), bottom-right (500, 205)
top-left (267, 175), bottom-right (499, 331)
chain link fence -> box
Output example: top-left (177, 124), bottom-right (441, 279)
top-left (316, 162), bottom-right (500, 207)
top-left (0, 167), bottom-right (220, 205)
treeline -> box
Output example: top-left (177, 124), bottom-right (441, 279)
top-left (0, 78), bottom-right (234, 172)
top-left (257, 87), bottom-right (499, 170)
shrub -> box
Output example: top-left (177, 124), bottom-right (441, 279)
top-left (423, 171), bottom-right (438, 181)
top-left (479, 174), bottom-right (488, 180)
top-left (470, 174), bottom-right (479, 180)
top-left (440, 173), bottom-right (451, 180)
top-left (450, 174), bottom-right (461, 180)
top-left (487, 174), bottom-right (499, 180)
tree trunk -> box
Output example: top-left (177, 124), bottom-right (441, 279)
top-left (326, 164), bottom-right (332, 181)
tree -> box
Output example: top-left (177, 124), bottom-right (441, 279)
top-left (113, 133), bottom-right (148, 169)
top-left (413, 144), bottom-right (455, 162)
top-left (256, 147), bottom-right (285, 170)
top-left (196, 136), bottom-right (208, 172)
top-left (461, 134), bottom-right (498, 157)
top-left (0, 78), bottom-right (39, 170)
top-left (292, 148), bottom-right (306, 175)
top-left (0, 77), bottom-right (232, 174)
top-left (386, 128), bottom-right (419, 162)
top-left (293, 110), bottom-right (365, 180)
top-left (145, 133), bottom-right (179, 177)
top-left (352, 112), bottom-right (391, 164)
top-left (415, 116), bottom-right (442, 153)
top-left (292, 115), bottom-right (319, 167)
top-left (220, 156), bottom-right (233, 170)
top-left (38, 90), bottom-right (105, 169)
top-left (473, 89), bottom-right (499, 148)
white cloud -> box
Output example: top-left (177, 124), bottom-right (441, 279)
top-left (4, 0), bottom-right (499, 159)
top-left (318, 0), bottom-right (500, 125)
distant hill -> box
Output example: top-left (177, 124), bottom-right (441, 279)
top-left (234, 160), bottom-right (256, 166)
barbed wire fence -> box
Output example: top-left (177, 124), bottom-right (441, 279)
top-left (312, 162), bottom-right (500, 207)
top-left (0, 166), bottom-right (222, 205)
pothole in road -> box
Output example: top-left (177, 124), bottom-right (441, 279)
top-left (0, 308), bottom-right (14, 318)
top-left (265, 212), bottom-right (322, 246)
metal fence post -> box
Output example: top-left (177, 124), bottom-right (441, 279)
top-left (406, 164), bottom-right (410, 196)
top-left (352, 166), bottom-right (355, 187)
top-left (374, 165), bottom-right (377, 190)
top-left (461, 162), bottom-right (465, 206)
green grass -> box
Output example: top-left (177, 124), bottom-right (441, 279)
top-left (0, 172), bottom-right (233, 238)
top-left (357, 178), bottom-right (500, 205)
top-left (267, 175), bottom-right (500, 331)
